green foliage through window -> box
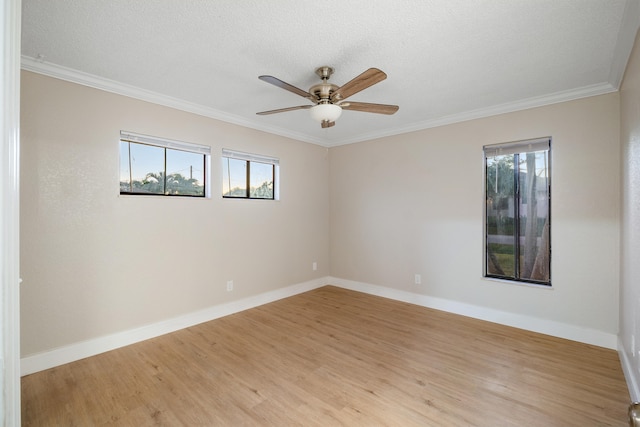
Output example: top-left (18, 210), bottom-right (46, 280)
top-left (222, 149), bottom-right (277, 200)
top-left (484, 138), bottom-right (551, 286)
top-left (119, 133), bottom-right (209, 197)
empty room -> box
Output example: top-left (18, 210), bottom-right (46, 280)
top-left (3, 0), bottom-right (640, 425)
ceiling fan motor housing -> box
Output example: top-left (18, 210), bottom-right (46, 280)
top-left (309, 83), bottom-right (339, 103)
top-left (312, 66), bottom-right (339, 102)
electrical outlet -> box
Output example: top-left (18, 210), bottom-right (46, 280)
top-left (415, 274), bottom-right (421, 285)
top-left (226, 280), bottom-right (234, 292)
top-left (312, 262), bottom-right (317, 271)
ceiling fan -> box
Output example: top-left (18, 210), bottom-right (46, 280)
top-left (257, 66), bottom-right (399, 128)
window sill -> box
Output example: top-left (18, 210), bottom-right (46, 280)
top-left (482, 276), bottom-right (554, 290)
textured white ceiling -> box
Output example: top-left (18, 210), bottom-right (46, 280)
top-left (21, 0), bottom-right (638, 146)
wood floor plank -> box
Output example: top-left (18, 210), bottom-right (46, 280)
top-left (22, 286), bottom-right (630, 426)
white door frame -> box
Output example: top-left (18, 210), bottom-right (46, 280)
top-left (1, 0), bottom-right (21, 425)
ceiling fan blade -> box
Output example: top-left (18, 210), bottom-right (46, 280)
top-left (321, 120), bottom-right (335, 128)
top-left (259, 75), bottom-right (318, 101)
top-left (330, 68), bottom-right (387, 102)
top-left (256, 105), bottom-right (312, 115)
top-left (340, 102), bottom-right (399, 115)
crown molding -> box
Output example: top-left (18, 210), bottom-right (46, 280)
top-left (329, 82), bottom-right (618, 146)
top-left (20, 55), bottom-right (326, 146)
top-left (22, 55), bottom-right (619, 148)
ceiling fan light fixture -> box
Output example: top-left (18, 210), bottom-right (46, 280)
top-left (309, 103), bottom-right (342, 123)
top-left (257, 67), bottom-right (397, 128)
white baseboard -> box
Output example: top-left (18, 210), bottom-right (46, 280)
top-left (22, 276), bottom-right (620, 376)
top-left (21, 278), bottom-right (328, 376)
top-left (619, 337), bottom-right (640, 401)
top-left (329, 277), bottom-right (619, 350)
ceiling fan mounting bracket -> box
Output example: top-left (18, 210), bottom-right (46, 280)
top-left (315, 66), bottom-right (334, 81)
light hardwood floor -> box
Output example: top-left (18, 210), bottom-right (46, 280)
top-left (22, 286), bottom-right (630, 426)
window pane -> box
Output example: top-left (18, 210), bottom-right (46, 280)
top-left (166, 148), bottom-right (205, 196)
top-left (129, 142), bottom-right (165, 194)
top-left (119, 141), bottom-right (131, 192)
top-left (518, 150), bottom-right (550, 282)
top-left (484, 139), bottom-right (551, 286)
top-left (222, 158), bottom-right (247, 197)
top-left (486, 154), bottom-right (516, 278)
top-left (249, 161), bottom-right (274, 199)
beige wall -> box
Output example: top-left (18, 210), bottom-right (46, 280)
top-left (620, 28), bottom-right (640, 400)
top-left (20, 71), bottom-right (330, 356)
top-left (330, 93), bottom-right (621, 336)
top-left (21, 69), bottom-right (624, 361)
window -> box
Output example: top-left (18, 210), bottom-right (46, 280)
top-left (484, 137), bottom-right (551, 286)
top-left (222, 149), bottom-right (278, 200)
top-left (120, 131), bottom-right (210, 197)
